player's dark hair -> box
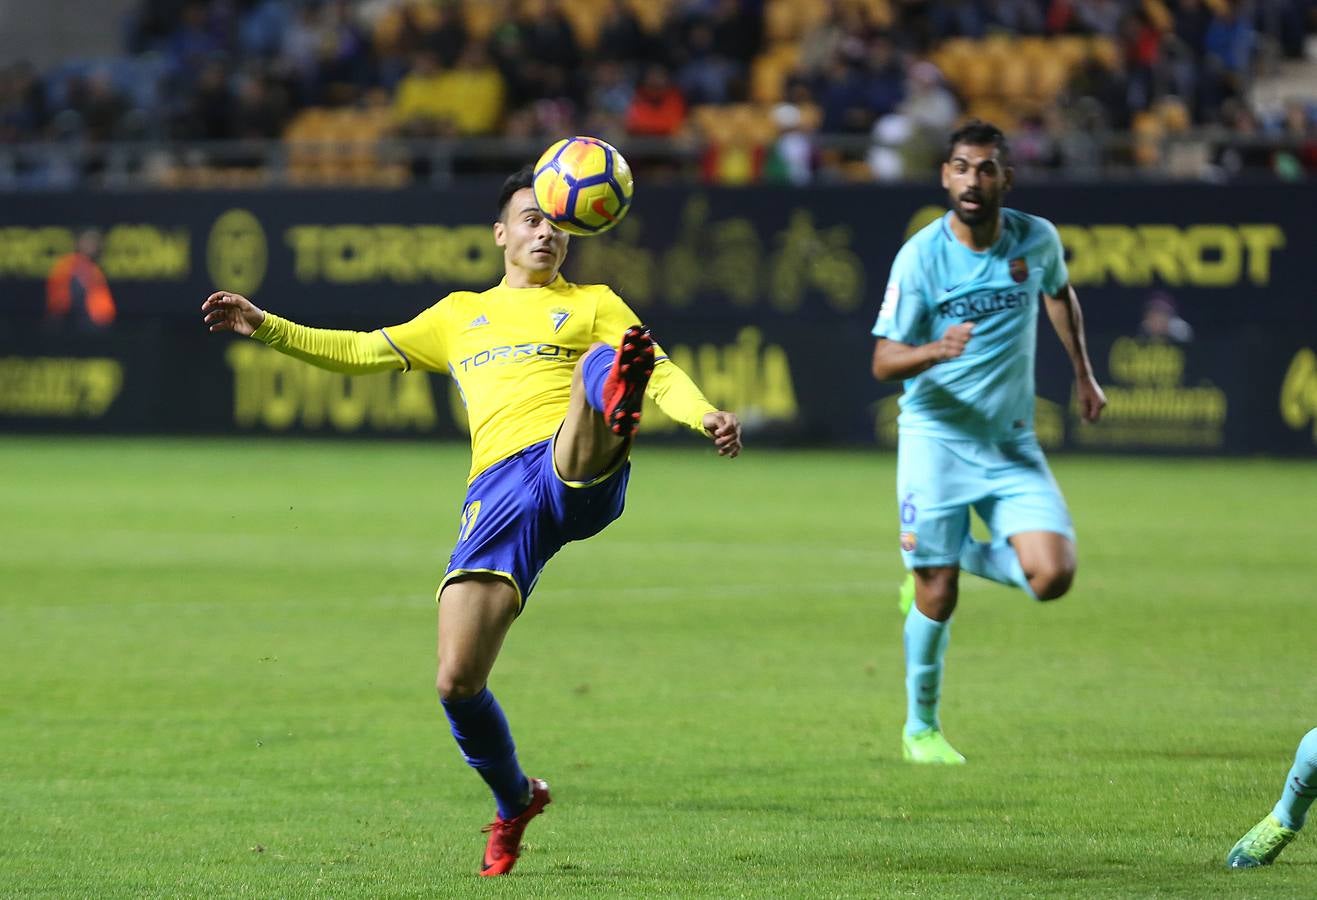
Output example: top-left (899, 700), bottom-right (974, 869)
top-left (947, 119), bottom-right (1011, 165)
top-left (497, 164), bottom-right (536, 221)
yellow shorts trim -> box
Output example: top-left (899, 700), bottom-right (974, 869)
top-left (436, 569), bottom-right (526, 615)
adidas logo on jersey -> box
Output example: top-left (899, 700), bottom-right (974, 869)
top-left (467, 314), bottom-right (490, 329)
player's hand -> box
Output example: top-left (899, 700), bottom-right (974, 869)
top-left (931, 321), bottom-right (974, 362)
top-left (202, 291), bottom-right (265, 336)
top-left (1077, 374), bottom-right (1107, 423)
top-left (703, 411), bottom-right (741, 458)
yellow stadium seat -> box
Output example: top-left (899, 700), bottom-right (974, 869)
top-left (764, 0), bottom-right (798, 44)
top-left (1089, 36), bottom-right (1121, 70)
top-left (463, 1), bottom-right (500, 42)
top-left (1052, 35), bottom-right (1089, 68)
top-left (954, 55), bottom-right (995, 102)
top-left (1026, 55), bottom-right (1069, 105)
top-left (750, 44), bottom-right (800, 104)
top-left (996, 52), bottom-right (1031, 103)
top-left (626, 0), bottom-right (670, 33)
top-left (1132, 109), bottom-right (1163, 168)
top-left (560, 0), bottom-right (602, 49)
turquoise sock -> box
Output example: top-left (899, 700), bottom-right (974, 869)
top-left (1273, 728), bottom-right (1317, 830)
top-left (960, 538), bottom-right (1036, 599)
top-left (903, 607), bottom-right (951, 736)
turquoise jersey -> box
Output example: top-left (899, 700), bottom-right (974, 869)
top-left (873, 208), bottom-right (1068, 442)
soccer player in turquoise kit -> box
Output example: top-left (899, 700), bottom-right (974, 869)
top-left (202, 166), bottom-right (742, 874)
top-left (871, 121), bottom-right (1106, 764)
top-left (1227, 728), bottom-right (1317, 867)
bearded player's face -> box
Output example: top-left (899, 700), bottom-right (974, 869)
top-left (942, 143), bottom-right (1012, 226)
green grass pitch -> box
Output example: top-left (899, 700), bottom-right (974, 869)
top-left (1, 436), bottom-right (1314, 898)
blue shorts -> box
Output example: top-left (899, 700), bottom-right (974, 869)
top-left (896, 432), bottom-right (1073, 569)
top-left (440, 437), bottom-right (629, 612)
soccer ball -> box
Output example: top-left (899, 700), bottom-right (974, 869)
top-left (532, 136), bottom-right (634, 236)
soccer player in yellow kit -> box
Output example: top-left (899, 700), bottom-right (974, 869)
top-left (201, 166), bottom-right (742, 876)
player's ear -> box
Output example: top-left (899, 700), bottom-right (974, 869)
top-left (940, 161), bottom-right (950, 191)
top-left (1002, 165), bottom-right (1014, 194)
top-left (493, 220), bottom-right (506, 248)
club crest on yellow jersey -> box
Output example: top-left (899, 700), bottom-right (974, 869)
top-left (549, 307), bottom-right (571, 333)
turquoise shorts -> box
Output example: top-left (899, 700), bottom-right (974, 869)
top-left (896, 432), bottom-right (1073, 569)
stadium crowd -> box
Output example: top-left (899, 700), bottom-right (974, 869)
top-left (1, 0), bottom-right (1314, 184)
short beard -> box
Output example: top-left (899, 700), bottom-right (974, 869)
top-left (952, 199), bottom-right (994, 226)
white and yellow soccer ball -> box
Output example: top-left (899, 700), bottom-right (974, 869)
top-left (532, 136), bottom-right (634, 236)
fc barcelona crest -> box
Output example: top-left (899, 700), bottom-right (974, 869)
top-left (1009, 257), bottom-right (1028, 283)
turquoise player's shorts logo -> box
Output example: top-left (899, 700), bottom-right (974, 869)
top-left (900, 531), bottom-right (917, 552)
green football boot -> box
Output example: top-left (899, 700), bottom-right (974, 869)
top-left (1226, 814), bottom-right (1298, 868)
top-left (902, 728), bottom-right (966, 765)
top-left (898, 573), bottom-right (915, 615)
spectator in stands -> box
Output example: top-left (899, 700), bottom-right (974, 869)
top-left (626, 64), bottom-right (687, 136)
top-left (929, 0), bottom-right (988, 39)
top-left (70, 69), bottom-right (128, 142)
top-left (178, 59), bottom-right (234, 140)
top-left (1138, 291), bottom-right (1193, 343)
top-left (238, 0), bottom-right (291, 59)
top-left (764, 102), bottom-right (815, 185)
top-left (315, 0), bottom-right (372, 102)
top-left (1172, 0), bottom-right (1212, 58)
top-left (987, 0), bottom-right (1045, 35)
top-left (676, 22), bottom-right (740, 104)
top-left (0, 61), bottom-right (49, 141)
top-left (798, 1), bottom-right (849, 76)
top-left (281, 2), bottom-right (324, 95)
top-left (1066, 41), bottom-right (1132, 129)
top-left (1203, 3), bottom-right (1255, 75)
top-left (583, 60), bottom-right (634, 139)
top-left (429, 1), bottom-right (470, 68)
top-left (46, 230), bottom-right (116, 331)
top-left (232, 71), bottom-right (289, 140)
top-left (595, 0), bottom-right (651, 66)
top-left (517, 0), bottom-right (581, 76)
top-left (488, 12), bottom-right (537, 110)
top-left (1075, 0), bottom-right (1124, 36)
top-left (168, 1), bottom-right (224, 78)
top-left (709, 0), bottom-right (762, 68)
top-left (394, 51), bottom-right (451, 136)
top-left (397, 44), bottom-right (505, 137)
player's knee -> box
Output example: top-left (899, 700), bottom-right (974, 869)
top-left (435, 667), bottom-right (484, 702)
top-left (913, 573), bottom-right (958, 620)
top-left (1031, 562), bottom-right (1075, 601)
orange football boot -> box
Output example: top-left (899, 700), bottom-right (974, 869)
top-left (479, 778), bottom-right (551, 876)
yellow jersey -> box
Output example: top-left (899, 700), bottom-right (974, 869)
top-left (252, 276), bottom-right (716, 481)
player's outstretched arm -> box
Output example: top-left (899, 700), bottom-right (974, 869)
top-left (1042, 284), bottom-right (1106, 422)
top-left (702, 411), bottom-right (742, 458)
top-left (201, 290), bottom-right (409, 374)
top-left (871, 322), bottom-right (975, 381)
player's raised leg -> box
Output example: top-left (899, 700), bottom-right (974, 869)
top-left (1008, 531), bottom-right (1075, 600)
top-left (903, 566), bottom-right (966, 764)
top-left (957, 533), bottom-right (1075, 601)
top-left (437, 575), bottom-right (550, 876)
top-left (554, 327), bottom-right (655, 481)
top-left (1228, 728), bottom-right (1317, 868)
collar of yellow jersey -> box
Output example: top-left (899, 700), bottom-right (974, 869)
top-left (496, 275), bottom-right (570, 292)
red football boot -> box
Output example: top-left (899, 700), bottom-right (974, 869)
top-left (479, 778), bottom-right (551, 876)
top-left (600, 326), bottom-right (655, 437)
